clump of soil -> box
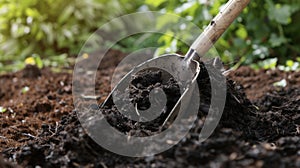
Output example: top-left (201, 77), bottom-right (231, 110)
top-left (1, 51), bottom-right (300, 167)
top-left (22, 64), bottom-right (41, 78)
top-left (0, 156), bottom-right (18, 168)
top-left (100, 69), bottom-right (182, 135)
top-left (129, 70), bottom-right (181, 113)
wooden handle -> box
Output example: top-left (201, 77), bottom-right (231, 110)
top-left (190, 0), bottom-right (251, 60)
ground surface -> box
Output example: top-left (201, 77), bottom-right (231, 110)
top-left (0, 50), bottom-right (300, 168)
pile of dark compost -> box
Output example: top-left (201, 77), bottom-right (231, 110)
top-left (1, 50), bottom-right (300, 167)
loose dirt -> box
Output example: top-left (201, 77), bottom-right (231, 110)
top-left (1, 50), bottom-right (300, 167)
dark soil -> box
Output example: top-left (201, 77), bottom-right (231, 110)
top-left (1, 50), bottom-right (300, 168)
top-left (99, 69), bottom-right (182, 135)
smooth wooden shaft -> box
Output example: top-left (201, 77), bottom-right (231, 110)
top-left (190, 0), bottom-right (251, 61)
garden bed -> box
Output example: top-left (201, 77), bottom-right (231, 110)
top-left (1, 50), bottom-right (300, 167)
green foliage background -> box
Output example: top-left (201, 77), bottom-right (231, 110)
top-left (0, 0), bottom-right (141, 71)
top-left (0, 0), bottom-right (299, 72)
top-left (143, 0), bottom-right (300, 69)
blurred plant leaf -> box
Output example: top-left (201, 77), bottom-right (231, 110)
top-left (273, 79), bottom-right (287, 87)
top-left (145, 0), bottom-right (166, 7)
top-left (236, 25), bottom-right (248, 40)
top-left (251, 58), bottom-right (277, 70)
top-left (269, 33), bottom-right (288, 47)
top-left (21, 86), bottom-right (30, 94)
top-left (0, 106), bottom-right (7, 113)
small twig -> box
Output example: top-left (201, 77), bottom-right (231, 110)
top-left (100, 162), bottom-right (108, 168)
top-left (0, 135), bottom-right (7, 139)
top-left (222, 69), bottom-right (232, 76)
top-left (232, 95), bottom-right (241, 104)
top-left (296, 125), bottom-right (300, 134)
top-left (9, 126), bottom-right (38, 139)
top-left (22, 133), bottom-right (37, 139)
top-left (49, 122), bottom-right (59, 137)
top-left (55, 122), bottom-right (59, 134)
top-left (135, 103), bottom-right (140, 116)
